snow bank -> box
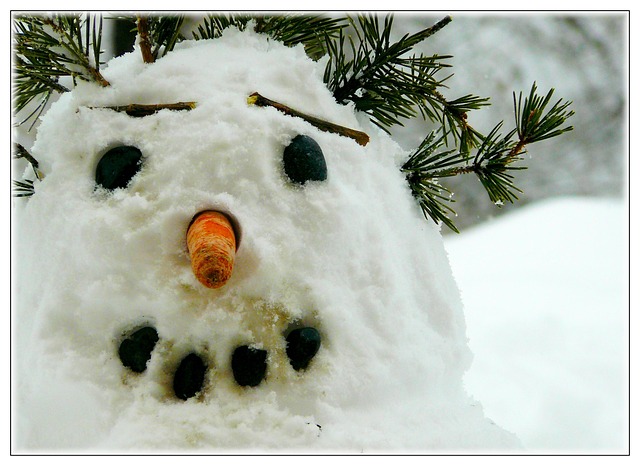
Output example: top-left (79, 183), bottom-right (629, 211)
top-left (13, 28), bottom-right (519, 452)
top-left (445, 197), bottom-right (628, 453)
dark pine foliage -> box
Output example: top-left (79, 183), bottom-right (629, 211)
top-left (12, 13), bottom-right (573, 233)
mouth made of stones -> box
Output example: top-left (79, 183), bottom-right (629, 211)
top-left (117, 314), bottom-right (322, 400)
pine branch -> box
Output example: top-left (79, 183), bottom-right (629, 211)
top-left (192, 14), bottom-right (347, 61)
top-left (13, 55), bottom-right (70, 127)
top-left (514, 82), bottom-right (575, 146)
top-left (92, 15), bottom-right (104, 74)
top-left (434, 90), bottom-right (490, 154)
top-left (136, 16), bottom-right (154, 63)
top-left (41, 15), bottom-right (110, 87)
top-left (107, 14), bottom-right (185, 61)
top-left (191, 13), bottom-right (252, 40)
top-left (402, 131), bottom-right (460, 232)
top-left (252, 15), bottom-right (348, 60)
top-left (13, 142), bottom-right (43, 197)
top-left (403, 83), bottom-right (573, 232)
top-left (323, 14), bottom-right (459, 133)
top-left (11, 13), bottom-right (575, 234)
top-left (13, 179), bottom-right (36, 197)
top-left (322, 14), bottom-right (493, 154)
top-left (13, 13), bottom-right (109, 127)
top-left (471, 123), bottom-right (524, 204)
top-left (14, 142), bottom-right (43, 180)
top-left (146, 15), bottom-right (185, 59)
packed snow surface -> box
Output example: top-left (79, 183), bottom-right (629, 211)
top-left (446, 197), bottom-right (628, 453)
top-left (13, 29), bottom-right (519, 452)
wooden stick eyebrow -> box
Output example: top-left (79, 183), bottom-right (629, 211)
top-left (86, 102), bottom-right (196, 117)
top-left (87, 94), bottom-right (372, 148)
top-left (248, 92), bottom-right (370, 146)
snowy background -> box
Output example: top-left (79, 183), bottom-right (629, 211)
top-left (392, 13), bottom-right (627, 232)
top-left (10, 12), bottom-right (630, 453)
top-left (391, 13), bottom-right (630, 453)
top-left (445, 197), bottom-right (627, 453)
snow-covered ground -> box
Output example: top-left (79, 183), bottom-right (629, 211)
top-left (444, 196), bottom-right (629, 453)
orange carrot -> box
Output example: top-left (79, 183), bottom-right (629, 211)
top-left (187, 211), bottom-right (237, 289)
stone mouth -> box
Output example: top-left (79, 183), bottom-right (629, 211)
top-left (116, 304), bottom-right (322, 401)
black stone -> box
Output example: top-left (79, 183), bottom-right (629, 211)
top-left (286, 327), bottom-right (321, 371)
top-left (231, 345), bottom-right (268, 387)
top-left (95, 145), bottom-right (143, 190)
top-left (282, 135), bottom-right (327, 185)
top-left (118, 326), bottom-right (159, 373)
top-left (173, 353), bottom-right (207, 400)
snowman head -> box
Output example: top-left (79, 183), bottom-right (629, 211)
top-left (16, 27), bottom-right (513, 451)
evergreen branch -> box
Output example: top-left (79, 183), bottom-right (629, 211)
top-left (13, 55), bottom-right (70, 124)
top-left (514, 82), bottom-right (574, 145)
top-left (92, 15), bottom-right (103, 72)
top-left (403, 130), bottom-right (460, 176)
top-left (322, 13), bottom-right (490, 149)
top-left (471, 123), bottom-right (524, 204)
top-left (192, 14), bottom-right (347, 61)
top-left (41, 15), bottom-right (110, 86)
top-left (403, 124), bottom-right (525, 231)
top-left (147, 15), bottom-right (185, 59)
top-left (248, 92), bottom-right (370, 146)
top-left (14, 142), bottom-right (44, 180)
top-left (109, 14), bottom-right (184, 60)
top-left (402, 131), bottom-right (460, 232)
top-left (253, 15), bottom-right (348, 60)
top-left (13, 179), bottom-right (36, 197)
top-left (403, 83), bottom-right (573, 232)
top-left (412, 177), bottom-right (459, 233)
top-left (13, 13), bottom-right (109, 126)
top-left (137, 16), bottom-right (154, 63)
top-left (14, 93), bottom-right (51, 130)
top-left (13, 142), bottom-right (43, 197)
top-left (436, 91), bottom-right (490, 154)
top-left (324, 14), bottom-right (460, 132)
top-left (11, 13), bottom-right (576, 234)
top-left (192, 14), bottom-right (252, 40)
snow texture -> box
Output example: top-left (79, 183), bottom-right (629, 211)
top-left (446, 197), bottom-right (628, 454)
top-left (12, 29), bottom-right (520, 452)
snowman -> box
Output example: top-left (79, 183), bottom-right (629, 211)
top-left (14, 26), bottom-right (520, 451)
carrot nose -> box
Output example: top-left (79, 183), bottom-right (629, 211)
top-left (187, 211), bottom-right (237, 289)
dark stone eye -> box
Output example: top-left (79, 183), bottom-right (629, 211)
top-left (283, 135), bottom-right (327, 185)
top-left (285, 327), bottom-right (321, 371)
top-left (231, 345), bottom-right (268, 387)
top-left (173, 353), bottom-right (207, 400)
top-left (118, 326), bottom-right (159, 373)
top-left (95, 145), bottom-right (143, 190)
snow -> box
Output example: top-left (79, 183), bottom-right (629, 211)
top-left (444, 196), bottom-right (628, 453)
top-left (12, 28), bottom-right (520, 452)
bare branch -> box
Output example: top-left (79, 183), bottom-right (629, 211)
top-left (248, 92), bottom-right (369, 146)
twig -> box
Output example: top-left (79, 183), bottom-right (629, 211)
top-left (137, 16), bottom-right (155, 64)
top-left (422, 15), bottom-right (453, 40)
top-left (86, 102), bottom-right (196, 117)
top-left (14, 142), bottom-right (44, 180)
top-left (248, 92), bottom-right (370, 146)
